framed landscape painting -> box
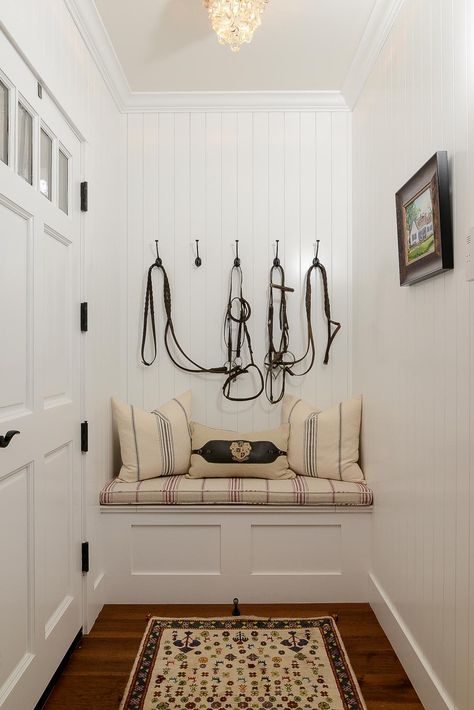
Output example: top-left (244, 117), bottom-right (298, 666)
top-left (395, 151), bottom-right (453, 286)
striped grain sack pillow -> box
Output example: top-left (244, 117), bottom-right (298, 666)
top-left (282, 395), bottom-right (364, 482)
top-left (112, 391), bottom-right (191, 482)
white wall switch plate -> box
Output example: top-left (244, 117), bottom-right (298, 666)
top-left (466, 228), bottom-right (474, 281)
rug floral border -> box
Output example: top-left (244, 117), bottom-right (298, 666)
top-left (121, 616), bottom-right (366, 710)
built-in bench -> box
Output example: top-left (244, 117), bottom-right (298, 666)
top-left (99, 475), bottom-right (373, 604)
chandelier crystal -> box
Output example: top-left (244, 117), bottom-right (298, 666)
top-left (203, 0), bottom-right (269, 52)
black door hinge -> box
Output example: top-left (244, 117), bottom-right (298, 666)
top-left (81, 542), bottom-right (89, 573)
top-left (80, 182), bottom-right (88, 212)
top-left (81, 421), bottom-right (88, 453)
top-left (80, 302), bottom-right (88, 332)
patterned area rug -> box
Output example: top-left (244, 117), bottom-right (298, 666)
top-left (120, 617), bottom-right (366, 710)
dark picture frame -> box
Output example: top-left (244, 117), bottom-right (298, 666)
top-left (395, 151), bottom-right (453, 286)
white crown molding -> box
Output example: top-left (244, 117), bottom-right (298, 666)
top-left (63, 0), bottom-right (130, 111)
top-left (64, 0), bottom-right (405, 114)
top-left (126, 90), bottom-right (348, 113)
top-left (341, 0), bottom-right (407, 109)
top-left (62, 0), bottom-right (348, 112)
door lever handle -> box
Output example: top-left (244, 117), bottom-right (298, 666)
top-left (0, 430), bottom-right (20, 448)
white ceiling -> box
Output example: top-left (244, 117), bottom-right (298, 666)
top-left (94, 0), bottom-right (379, 93)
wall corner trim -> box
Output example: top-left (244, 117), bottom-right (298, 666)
top-left (369, 573), bottom-right (453, 710)
top-left (341, 0), bottom-right (407, 109)
top-left (63, 0), bottom-right (131, 111)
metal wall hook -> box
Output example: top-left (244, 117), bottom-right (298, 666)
top-left (273, 240), bottom-right (281, 267)
top-left (194, 239), bottom-right (202, 267)
top-left (312, 240), bottom-right (320, 266)
top-left (234, 240), bottom-right (240, 267)
top-left (154, 240), bottom-right (162, 266)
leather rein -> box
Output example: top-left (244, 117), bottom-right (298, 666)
top-left (264, 241), bottom-right (341, 404)
top-left (141, 241), bottom-right (263, 402)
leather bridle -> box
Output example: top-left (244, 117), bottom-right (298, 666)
top-left (264, 241), bottom-right (341, 403)
top-left (222, 244), bottom-right (264, 401)
top-left (141, 241), bottom-right (263, 402)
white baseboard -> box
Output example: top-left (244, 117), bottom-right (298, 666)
top-left (83, 573), bottom-right (105, 634)
top-left (369, 573), bottom-right (453, 710)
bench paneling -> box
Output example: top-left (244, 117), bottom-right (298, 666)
top-left (100, 507), bottom-right (372, 603)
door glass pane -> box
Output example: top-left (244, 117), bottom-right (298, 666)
top-left (40, 128), bottom-right (52, 200)
top-left (58, 149), bottom-right (68, 214)
top-left (0, 80), bottom-right (8, 165)
top-left (17, 103), bottom-right (33, 184)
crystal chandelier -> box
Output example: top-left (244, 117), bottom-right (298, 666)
top-left (203, 0), bottom-right (270, 52)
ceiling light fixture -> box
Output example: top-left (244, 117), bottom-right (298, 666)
top-left (203, 0), bottom-right (269, 53)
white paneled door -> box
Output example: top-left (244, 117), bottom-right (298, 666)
top-left (0, 33), bottom-right (83, 710)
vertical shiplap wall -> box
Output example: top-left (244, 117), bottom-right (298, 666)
top-left (352, 0), bottom-right (473, 708)
top-left (127, 110), bottom-right (351, 429)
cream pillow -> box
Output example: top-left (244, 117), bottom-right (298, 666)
top-left (188, 422), bottom-right (294, 480)
top-left (113, 391), bottom-right (191, 482)
top-left (282, 395), bottom-right (364, 482)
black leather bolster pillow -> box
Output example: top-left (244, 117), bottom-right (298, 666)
top-left (192, 439), bottom-right (286, 464)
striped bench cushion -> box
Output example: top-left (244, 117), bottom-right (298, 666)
top-left (100, 475), bottom-right (373, 506)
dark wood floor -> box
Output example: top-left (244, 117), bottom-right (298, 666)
top-left (44, 603), bottom-right (423, 709)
